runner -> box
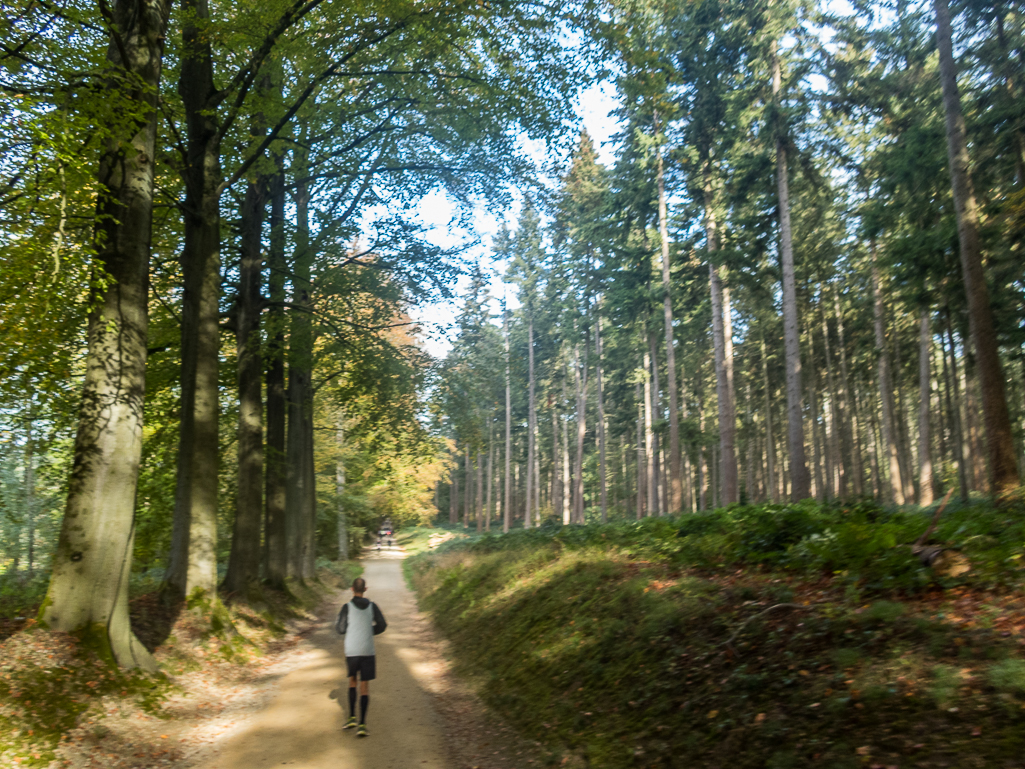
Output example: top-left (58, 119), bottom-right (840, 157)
top-left (335, 577), bottom-right (387, 737)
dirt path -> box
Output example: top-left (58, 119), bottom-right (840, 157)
top-left (194, 549), bottom-right (450, 769)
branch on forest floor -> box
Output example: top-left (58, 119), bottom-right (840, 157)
top-left (722, 603), bottom-right (814, 655)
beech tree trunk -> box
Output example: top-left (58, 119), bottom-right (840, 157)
top-left (336, 421), bottom-right (348, 560)
top-left (223, 172), bottom-right (265, 595)
top-left (286, 169), bottom-right (316, 579)
top-left (264, 163), bottom-right (287, 586)
top-left (934, 0), bottom-right (1021, 494)
top-left (773, 42), bottom-right (811, 501)
top-left (166, 0), bottom-right (223, 599)
top-left (41, 0), bottom-right (171, 670)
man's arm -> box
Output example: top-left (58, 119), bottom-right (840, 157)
top-left (371, 603), bottom-right (387, 635)
top-left (335, 603), bottom-right (349, 635)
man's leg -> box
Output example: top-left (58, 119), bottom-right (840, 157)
top-left (345, 674), bottom-right (358, 727)
top-left (359, 679), bottom-right (369, 725)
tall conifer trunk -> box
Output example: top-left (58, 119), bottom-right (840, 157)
top-left (595, 312), bottom-right (608, 523)
top-left (657, 135), bottom-right (682, 512)
top-left (872, 247), bottom-right (905, 505)
top-left (525, 316), bottom-right (536, 528)
top-left (934, 0), bottom-right (1021, 494)
top-left (772, 41), bottom-right (811, 500)
top-left (573, 343), bottom-right (588, 523)
top-left (503, 309), bottom-right (512, 533)
top-left (643, 347), bottom-right (656, 516)
top-left (486, 421), bottom-right (495, 531)
top-left (919, 307), bottom-right (935, 505)
top-left (42, 0), bottom-right (171, 669)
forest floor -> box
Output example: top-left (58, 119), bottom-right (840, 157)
top-left (408, 510), bottom-right (1025, 769)
top-left (0, 545), bottom-right (543, 769)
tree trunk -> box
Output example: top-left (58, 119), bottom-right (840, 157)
top-left (872, 247), bottom-right (905, 505)
top-left (919, 307), bottom-right (936, 505)
top-left (504, 309), bottom-right (512, 534)
top-left (595, 312), bottom-right (609, 523)
top-left (635, 382), bottom-right (645, 519)
top-left (934, 0), bottom-right (1021, 494)
top-left (819, 294), bottom-right (845, 497)
top-left (573, 343), bottom-right (588, 523)
top-left (760, 335), bottom-right (778, 503)
top-left (525, 316), bottom-right (536, 528)
top-left (946, 320), bottom-right (971, 499)
top-left (486, 421), bottom-right (495, 531)
top-left (286, 168), bottom-right (315, 580)
top-left (223, 171), bottom-right (265, 595)
top-left (562, 395), bottom-right (572, 525)
top-left (41, 0), bottom-right (170, 670)
top-left (710, 265), bottom-right (739, 506)
top-left (167, 0), bottom-right (223, 599)
top-left (264, 161), bottom-right (287, 587)
top-left (24, 414), bottom-right (35, 576)
top-left (657, 137), bottom-right (682, 513)
top-left (833, 285), bottom-right (864, 495)
top-left (772, 41), bottom-right (811, 501)
top-left (941, 318), bottom-right (968, 501)
top-left (336, 421), bottom-right (348, 560)
top-left (476, 450), bottom-right (484, 532)
top-left (463, 451), bottom-right (472, 528)
top-left (643, 346), bottom-right (656, 516)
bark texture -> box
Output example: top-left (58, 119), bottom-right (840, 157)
top-left (934, 0), bottom-right (1021, 494)
top-left (773, 42), bottom-right (811, 501)
top-left (167, 0), bottom-right (223, 599)
top-left (42, 0), bottom-right (171, 670)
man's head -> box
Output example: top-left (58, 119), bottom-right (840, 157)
top-left (351, 577), bottom-right (367, 596)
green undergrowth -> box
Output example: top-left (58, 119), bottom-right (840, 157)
top-left (396, 524), bottom-right (475, 556)
top-left (0, 560), bottom-right (361, 766)
top-left (409, 501), bottom-right (1025, 768)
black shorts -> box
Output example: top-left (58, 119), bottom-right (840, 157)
top-left (346, 655), bottom-right (376, 681)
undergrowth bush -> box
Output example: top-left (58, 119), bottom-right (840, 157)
top-left (436, 499), bottom-right (1025, 593)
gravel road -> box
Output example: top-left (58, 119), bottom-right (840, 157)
top-left (195, 549), bottom-right (450, 769)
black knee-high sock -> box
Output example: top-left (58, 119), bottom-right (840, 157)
top-left (359, 694), bottom-right (369, 724)
top-left (348, 686), bottom-right (357, 717)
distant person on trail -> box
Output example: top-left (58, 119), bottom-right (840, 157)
top-left (335, 577), bottom-right (387, 737)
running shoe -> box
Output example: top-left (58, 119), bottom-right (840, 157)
top-left (343, 716), bottom-right (358, 730)
top-left (356, 724), bottom-right (368, 738)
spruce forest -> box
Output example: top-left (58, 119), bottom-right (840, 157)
top-left (3, 0), bottom-right (1025, 766)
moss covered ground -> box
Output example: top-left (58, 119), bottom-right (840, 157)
top-left (407, 501), bottom-right (1025, 768)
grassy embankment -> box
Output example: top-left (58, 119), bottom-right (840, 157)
top-left (0, 560), bottom-right (362, 767)
top-left (408, 500), bottom-right (1025, 769)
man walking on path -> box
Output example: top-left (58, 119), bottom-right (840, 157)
top-left (336, 576), bottom-right (388, 737)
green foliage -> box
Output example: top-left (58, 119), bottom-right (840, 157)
top-left (409, 506), bottom-right (1025, 768)
top-left (988, 659), bottom-right (1025, 695)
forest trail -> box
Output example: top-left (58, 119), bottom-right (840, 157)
top-left (193, 549), bottom-right (451, 769)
